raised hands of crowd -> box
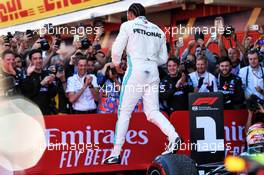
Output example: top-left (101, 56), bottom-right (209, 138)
top-left (244, 36), bottom-right (253, 50)
top-left (187, 40), bottom-right (196, 50)
top-left (2, 59), bottom-right (16, 76)
top-left (175, 72), bottom-right (187, 88)
top-left (17, 34), bottom-right (29, 54)
top-left (205, 37), bottom-right (214, 48)
top-left (84, 75), bottom-right (93, 88)
top-left (197, 38), bottom-right (205, 47)
top-left (26, 63), bottom-right (36, 76)
top-left (206, 81), bottom-right (214, 92)
top-left (32, 38), bottom-right (42, 50)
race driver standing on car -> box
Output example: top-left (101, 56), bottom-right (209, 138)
top-left (103, 3), bottom-right (181, 164)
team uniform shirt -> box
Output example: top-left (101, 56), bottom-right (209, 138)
top-left (160, 75), bottom-right (194, 112)
top-left (217, 73), bottom-right (244, 109)
top-left (66, 74), bottom-right (98, 111)
top-left (189, 71), bottom-right (218, 92)
top-left (20, 70), bottom-right (57, 115)
top-left (239, 66), bottom-right (264, 100)
top-left (112, 16), bottom-right (168, 67)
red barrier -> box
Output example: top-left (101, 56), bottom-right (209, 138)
top-left (224, 110), bottom-right (247, 156)
top-left (170, 111), bottom-right (191, 156)
top-left (23, 113), bottom-right (167, 174)
top-left (19, 110), bottom-right (247, 174)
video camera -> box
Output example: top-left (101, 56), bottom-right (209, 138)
top-left (38, 38), bottom-right (50, 51)
top-left (48, 64), bottom-right (64, 75)
top-left (3, 32), bottom-right (13, 43)
top-left (56, 64), bottom-right (64, 73)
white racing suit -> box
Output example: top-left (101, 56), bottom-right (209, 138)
top-left (111, 16), bottom-right (179, 156)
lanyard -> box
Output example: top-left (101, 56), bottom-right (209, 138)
top-left (252, 70), bottom-right (262, 79)
top-left (246, 66), bottom-right (264, 87)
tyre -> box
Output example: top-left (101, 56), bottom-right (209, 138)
top-left (146, 154), bottom-right (198, 175)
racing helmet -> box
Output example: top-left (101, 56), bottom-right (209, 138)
top-left (246, 122), bottom-right (264, 153)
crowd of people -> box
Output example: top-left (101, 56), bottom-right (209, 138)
top-left (0, 24), bottom-right (264, 119)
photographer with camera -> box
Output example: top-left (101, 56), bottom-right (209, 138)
top-left (181, 33), bottom-right (217, 74)
top-left (2, 32), bottom-right (14, 52)
top-left (42, 34), bottom-right (62, 68)
top-left (217, 57), bottom-right (244, 109)
top-left (31, 33), bottom-right (59, 69)
top-left (16, 31), bottom-right (33, 57)
top-left (97, 62), bottom-right (122, 113)
top-left (239, 49), bottom-right (264, 100)
top-left (66, 56), bottom-right (99, 114)
top-left (97, 57), bottom-right (127, 84)
top-left (159, 58), bottom-right (194, 114)
top-left (218, 30), bottom-right (244, 76)
top-left (20, 49), bottom-right (58, 115)
top-left (181, 54), bottom-right (196, 74)
top-left (67, 34), bottom-right (102, 74)
top-left (218, 26), bottom-right (252, 75)
top-left (48, 55), bottom-right (71, 114)
top-left (31, 35), bottom-right (50, 52)
top-left (64, 51), bottom-right (83, 79)
top-left (2, 33), bottom-right (20, 54)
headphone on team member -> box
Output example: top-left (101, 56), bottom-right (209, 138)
top-left (246, 48), bottom-right (264, 87)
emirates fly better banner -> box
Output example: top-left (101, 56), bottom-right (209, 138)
top-left (15, 111), bottom-right (247, 174)
top-left (0, 0), bottom-right (118, 28)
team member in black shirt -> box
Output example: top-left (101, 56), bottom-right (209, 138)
top-left (160, 58), bottom-right (194, 114)
top-left (217, 57), bottom-right (244, 109)
top-left (20, 49), bottom-right (58, 115)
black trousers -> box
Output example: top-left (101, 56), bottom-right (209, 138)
top-left (73, 109), bottom-right (97, 114)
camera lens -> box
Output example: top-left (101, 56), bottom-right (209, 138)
top-left (40, 39), bottom-right (50, 51)
top-left (80, 38), bottom-right (91, 50)
top-left (58, 66), bottom-right (64, 73)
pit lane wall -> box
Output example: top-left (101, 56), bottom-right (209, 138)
top-left (20, 110), bottom-right (247, 174)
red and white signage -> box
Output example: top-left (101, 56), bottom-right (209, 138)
top-left (14, 110), bottom-right (247, 174)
